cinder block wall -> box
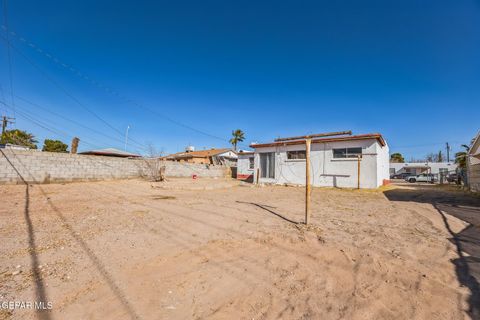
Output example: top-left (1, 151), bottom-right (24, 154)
top-left (468, 163), bottom-right (480, 192)
top-left (0, 149), bottom-right (228, 184)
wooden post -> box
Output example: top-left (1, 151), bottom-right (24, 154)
top-left (357, 155), bottom-right (361, 189)
top-left (305, 138), bottom-right (311, 224)
top-left (256, 168), bottom-right (260, 185)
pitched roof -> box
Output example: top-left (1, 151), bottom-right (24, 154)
top-left (165, 148), bottom-right (234, 159)
top-left (79, 148), bottom-right (142, 158)
top-left (250, 133), bottom-right (386, 148)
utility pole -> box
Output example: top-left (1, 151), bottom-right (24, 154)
top-left (1, 115), bottom-right (15, 144)
top-left (446, 142), bottom-right (450, 163)
top-left (305, 138), bottom-right (311, 225)
top-left (124, 125), bottom-right (130, 151)
top-left (357, 155), bottom-right (361, 189)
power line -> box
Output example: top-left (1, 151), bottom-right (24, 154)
top-left (13, 95), bottom-right (148, 151)
top-left (0, 99), bottom-right (120, 151)
top-left (2, 0), bottom-right (15, 123)
top-left (0, 33), bottom-right (148, 149)
top-left (0, 84), bottom-right (8, 115)
top-left (3, 101), bottom-right (145, 153)
top-left (7, 106), bottom-right (105, 150)
top-left (1, 26), bottom-right (251, 149)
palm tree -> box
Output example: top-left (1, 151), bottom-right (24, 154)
top-left (1, 129), bottom-right (38, 149)
top-left (229, 129), bottom-right (245, 151)
top-left (455, 144), bottom-right (470, 169)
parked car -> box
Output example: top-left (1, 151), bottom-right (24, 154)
top-left (405, 173), bottom-right (436, 183)
top-left (446, 173), bottom-right (458, 183)
top-left (390, 172), bottom-right (414, 179)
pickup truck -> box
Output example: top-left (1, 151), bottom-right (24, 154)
top-left (405, 173), bottom-right (436, 183)
top-left (390, 172), bottom-right (414, 179)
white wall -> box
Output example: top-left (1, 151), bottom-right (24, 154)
top-left (376, 141), bottom-right (390, 186)
top-left (218, 150), bottom-right (238, 159)
top-left (237, 153), bottom-right (254, 178)
top-left (253, 139), bottom-right (386, 189)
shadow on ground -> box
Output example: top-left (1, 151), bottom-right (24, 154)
top-left (1, 149), bottom-right (140, 320)
top-left (236, 201), bottom-right (299, 224)
top-left (384, 185), bottom-right (480, 320)
top-left (1, 149), bottom-right (52, 320)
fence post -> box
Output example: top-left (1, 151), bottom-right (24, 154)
top-left (305, 138), bottom-right (311, 224)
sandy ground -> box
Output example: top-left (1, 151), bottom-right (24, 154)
top-left (0, 178), bottom-right (478, 320)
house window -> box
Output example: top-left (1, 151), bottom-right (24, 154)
top-left (333, 147), bottom-right (363, 158)
top-left (248, 157), bottom-right (254, 169)
top-left (260, 152), bottom-right (275, 178)
top-left (287, 150), bottom-right (306, 160)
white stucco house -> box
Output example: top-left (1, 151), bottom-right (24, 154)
top-left (240, 133), bottom-right (389, 189)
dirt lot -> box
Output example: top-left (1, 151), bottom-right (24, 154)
top-left (1, 178), bottom-right (479, 320)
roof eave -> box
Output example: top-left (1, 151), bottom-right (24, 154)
top-left (469, 132), bottom-right (480, 155)
top-left (250, 134), bottom-right (385, 149)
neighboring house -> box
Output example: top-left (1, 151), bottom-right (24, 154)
top-left (237, 150), bottom-right (255, 182)
top-left (78, 148), bottom-right (142, 158)
top-left (250, 133), bottom-right (389, 189)
top-left (467, 131), bottom-right (480, 192)
top-left (390, 162), bottom-right (457, 176)
top-left (164, 148), bottom-right (237, 165)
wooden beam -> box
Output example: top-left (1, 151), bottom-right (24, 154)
top-left (275, 130), bottom-right (352, 142)
top-left (357, 155), bottom-right (361, 189)
top-left (305, 138), bottom-right (311, 225)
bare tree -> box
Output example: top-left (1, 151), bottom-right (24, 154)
top-left (425, 152), bottom-right (442, 162)
top-left (141, 144), bottom-right (166, 182)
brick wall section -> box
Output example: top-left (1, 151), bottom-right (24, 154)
top-left (0, 149), bottom-right (229, 184)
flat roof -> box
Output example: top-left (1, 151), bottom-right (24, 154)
top-left (250, 133), bottom-right (386, 148)
top-left (79, 148), bottom-right (142, 158)
top-left (165, 148), bottom-right (234, 159)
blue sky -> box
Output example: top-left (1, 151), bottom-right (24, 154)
top-left (0, 0), bottom-right (479, 159)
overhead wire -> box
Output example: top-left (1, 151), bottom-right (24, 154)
top-left (1, 1), bottom-right (15, 123)
top-left (1, 26), bottom-right (252, 149)
top-left (0, 33), bottom-right (148, 150)
top-left (13, 110), bottom-right (103, 150)
top-left (0, 84), bottom-right (8, 116)
top-left (1, 100), bottom-right (107, 150)
top-left (13, 94), bottom-right (148, 152)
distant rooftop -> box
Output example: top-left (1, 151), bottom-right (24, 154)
top-left (0, 143), bottom-right (32, 151)
top-left (165, 148), bottom-right (235, 159)
top-left (79, 148), bottom-right (142, 158)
